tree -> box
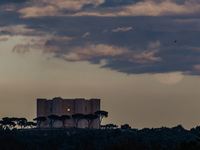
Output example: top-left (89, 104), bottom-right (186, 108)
top-left (84, 114), bottom-right (98, 128)
top-left (1, 117), bottom-right (10, 129)
top-left (72, 113), bottom-right (84, 128)
top-left (59, 115), bottom-right (70, 129)
top-left (10, 117), bottom-right (18, 122)
top-left (47, 115), bottom-right (59, 130)
top-left (101, 123), bottom-right (118, 129)
top-left (17, 118), bottom-right (27, 129)
top-left (0, 117), bottom-right (16, 130)
top-left (26, 121), bottom-right (35, 129)
top-left (121, 124), bottom-right (131, 130)
top-left (94, 110), bottom-right (108, 129)
top-left (33, 116), bottom-right (46, 130)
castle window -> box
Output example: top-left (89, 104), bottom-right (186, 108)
top-left (50, 108), bottom-right (52, 112)
top-left (85, 107), bottom-right (87, 112)
top-left (67, 108), bottom-right (70, 111)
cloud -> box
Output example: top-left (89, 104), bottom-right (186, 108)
top-left (2, 0), bottom-right (200, 76)
top-left (5, 5), bottom-right (16, 11)
top-left (4, 0), bottom-right (198, 18)
top-left (130, 50), bottom-right (162, 64)
top-left (0, 0), bottom-right (28, 5)
top-left (194, 65), bottom-right (200, 70)
top-left (64, 44), bottom-right (129, 61)
top-left (122, 0), bottom-right (200, 16)
top-left (125, 41), bottom-right (162, 64)
top-left (0, 30), bottom-right (13, 36)
top-left (0, 25), bottom-right (47, 36)
top-left (102, 30), bottom-right (108, 33)
top-left (18, 0), bottom-right (105, 18)
top-left (0, 37), bottom-right (8, 42)
top-left (18, 6), bottom-right (60, 18)
top-left (12, 35), bottom-right (73, 54)
top-left (82, 32), bottom-right (90, 38)
top-left (44, 0), bottom-right (200, 17)
top-left (111, 27), bottom-right (133, 32)
top-left (63, 42), bottom-right (161, 65)
top-left (43, 45), bottom-right (61, 53)
top-left (99, 0), bottom-right (138, 7)
top-left (12, 43), bottom-right (31, 54)
top-left (148, 41), bottom-right (160, 49)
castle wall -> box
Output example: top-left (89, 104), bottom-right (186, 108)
top-left (37, 97), bottom-right (100, 129)
top-left (75, 98), bottom-right (86, 128)
top-left (37, 99), bottom-right (47, 127)
top-left (43, 100), bottom-right (53, 127)
top-left (62, 99), bottom-right (75, 127)
top-left (85, 100), bottom-right (92, 114)
top-left (52, 97), bottom-right (63, 127)
top-left (91, 99), bottom-right (100, 128)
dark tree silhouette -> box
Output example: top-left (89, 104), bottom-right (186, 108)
top-left (59, 115), bottom-right (70, 128)
top-left (121, 124), bottom-right (131, 130)
top-left (94, 110), bottom-right (108, 129)
top-left (9, 117), bottom-right (18, 129)
top-left (26, 121), bottom-right (35, 128)
top-left (17, 118), bottom-right (27, 129)
top-left (47, 115), bottom-right (60, 130)
top-left (33, 116), bottom-right (46, 130)
top-left (72, 113), bottom-right (84, 128)
top-left (1, 117), bottom-right (10, 129)
top-left (0, 117), bottom-right (16, 130)
top-left (101, 124), bottom-right (118, 129)
top-left (84, 114), bottom-right (98, 128)
top-left (10, 117), bottom-right (18, 122)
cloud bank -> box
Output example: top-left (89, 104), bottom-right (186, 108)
top-left (1, 0), bottom-right (200, 75)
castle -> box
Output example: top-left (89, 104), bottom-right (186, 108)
top-left (37, 97), bottom-right (100, 128)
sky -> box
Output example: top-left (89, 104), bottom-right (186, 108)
top-left (1, 0), bottom-right (200, 129)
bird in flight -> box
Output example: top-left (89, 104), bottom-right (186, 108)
top-left (174, 40), bottom-right (177, 42)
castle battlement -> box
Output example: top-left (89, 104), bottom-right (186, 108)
top-left (37, 97), bottom-right (100, 128)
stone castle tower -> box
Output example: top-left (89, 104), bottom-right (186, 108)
top-left (37, 97), bottom-right (100, 128)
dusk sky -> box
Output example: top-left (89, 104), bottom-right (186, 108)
top-left (1, 0), bottom-right (200, 129)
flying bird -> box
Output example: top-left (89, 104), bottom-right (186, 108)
top-left (174, 40), bottom-right (177, 42)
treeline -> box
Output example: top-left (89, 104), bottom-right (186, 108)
top-left (0, 124), bottom-right (200, 150)
top-left (1, 110), bottom-right (200, 150)
top-left (0, 110), bottom-right (108, 130)
top-left (34, 110), bottom-right (108, 129)
top-left (0, 117), bottom-right (36, 130)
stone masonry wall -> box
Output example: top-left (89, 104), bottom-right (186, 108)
top-left (37, 97), bottom-right (100, 128)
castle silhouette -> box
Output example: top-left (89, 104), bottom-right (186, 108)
top-left (37, 97), bottom-right (100, 128)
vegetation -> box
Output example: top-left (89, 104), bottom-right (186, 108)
top-left (33, 116), bottom-right (46, 130)
top-left (0, 123), bottom-right (200, 150)
top-left (94, 110), bottom-right (108, 129)
top-left (72, 113), bottom-right (84, 128)
top-left (101, 124), bottom-right (118, 129)
top-left (0, 117), bottom-right (16, 130)
top-left (84, 114), bottom-right (98, 128)
top-left (59, 115), bottom-right (70, 128)
top-left (17, 118), bottom-right (27, 129)
top-left (1, 111), bottom-right (200, 150)
top-left (47, 115), bottom-right (60, 130)
top-left (26, 122), bottom-right (36, 128)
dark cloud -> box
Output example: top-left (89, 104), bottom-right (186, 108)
top-left (98, 0), bottom-right (142, 7)
top-left (97, 0), bottom-right (198, 8)
top-left (0, 30), bottom-right (12, 36)
top-left (1, 0), bottom-right (200, 75)
top-left (81, 3), bottom-right (95, 10)
top-left (0, 0), bottom-right (28, 5)
top-left (38, 16), bottom-right (200, 75)
top-left (9, 16), bottom-right (199, 75)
